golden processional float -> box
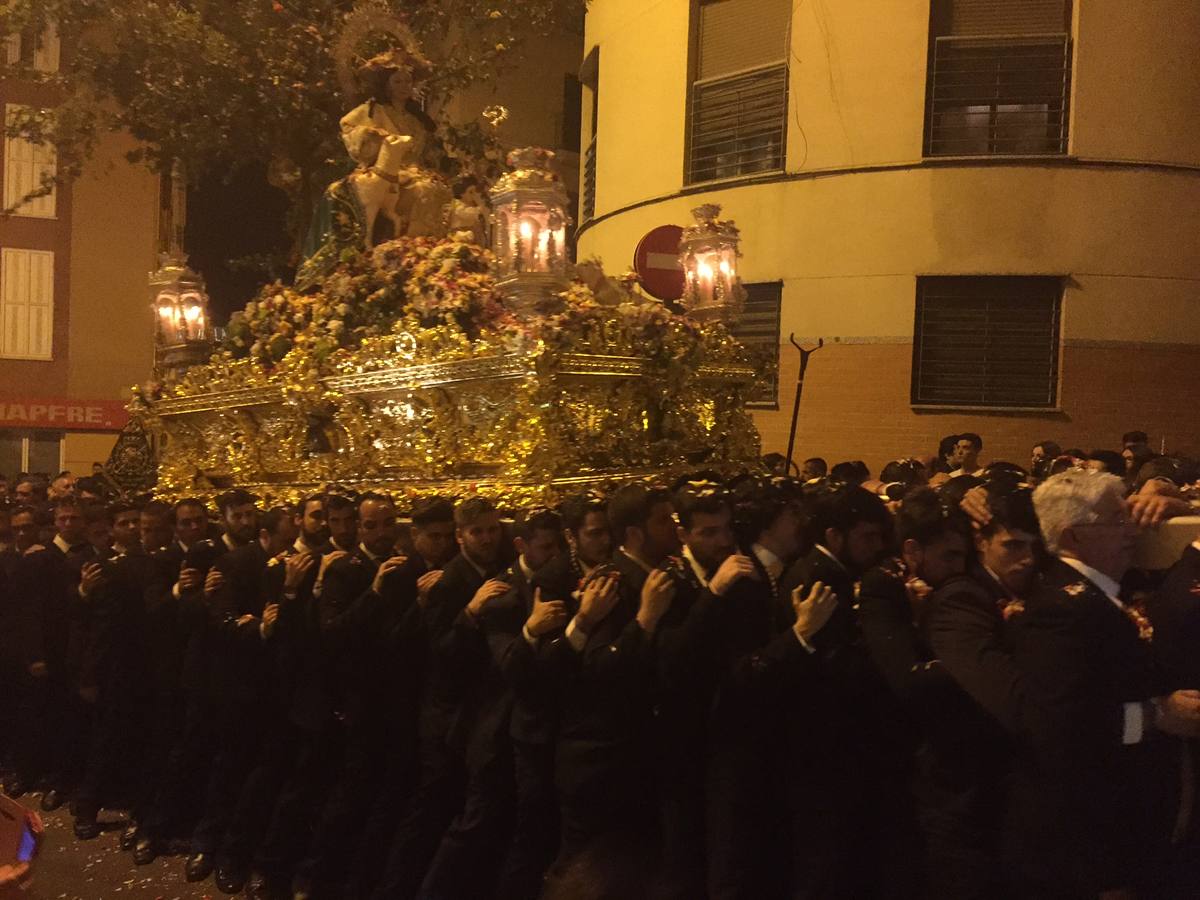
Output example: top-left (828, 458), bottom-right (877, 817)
top-left (118, 40), bottom-right (763, 508)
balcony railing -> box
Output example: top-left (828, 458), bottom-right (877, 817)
top-left (687, 63), bottom-right (787, 185)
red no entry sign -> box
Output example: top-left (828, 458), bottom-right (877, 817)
top-left (633, 225), bottom-right (685, 301)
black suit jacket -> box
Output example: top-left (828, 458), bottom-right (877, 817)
top-left (207, 541), bottom-right (273, 704)
top-left (1006, 557), bottom-right (1175, 894)
top-left (1146, 544), bottom-right (1200, 690)
top-left (11, 540), bottom-right (99, 679)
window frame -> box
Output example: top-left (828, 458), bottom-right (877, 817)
top-left (910, 275), bottom-right (1064, 412)
top-left (732, 279), bottom-right (783, 410)
top-left (684, 0), bottom-right (790, 188)
top-left (0, 247), bottom-right (55, 361)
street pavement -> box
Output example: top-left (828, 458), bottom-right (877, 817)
top-left (15, 795), bottom-right (215, 900)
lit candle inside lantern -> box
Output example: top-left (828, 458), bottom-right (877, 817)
top-left (518, 219), bottom-right (533, 272)
top-left (696, 258), bottom-right (715, 306)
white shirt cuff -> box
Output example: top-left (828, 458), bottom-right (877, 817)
top-left (1122, 701), bottom-right (1145, 745)
top-left (792, 627), bottom-right (816, 654)
top-left (565, 617), bottom-right (588, 653)
top-left (522, 624), bottom-right (538, 647)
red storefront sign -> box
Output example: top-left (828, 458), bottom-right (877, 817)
top-left (0, 396), bottom-right (129, 431)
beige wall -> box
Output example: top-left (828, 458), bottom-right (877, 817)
top-left (67, 128), bottom-right (159, 402)
top-left (578, 0), bottom-right (1200, 471)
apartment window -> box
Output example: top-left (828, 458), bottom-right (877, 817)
top-left (912, 276), bottom-right (1061, 409)
top-left (732, 281), bottom-right (782, 408)
top-left (686, 0), bottom-right (790, 185)
top-left (4, 22), bottom-right (60, 73)
top-left (0, 248), bottom-right (54, 360)
top-left (4, 104), bottom-right (58, 217)
top-left (0, 429), bottom-right (63, 476)
top-left (925, 0), bottom-right (1071, 156)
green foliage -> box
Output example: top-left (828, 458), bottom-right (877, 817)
top-left (0, 0), bottom-right (584, 243)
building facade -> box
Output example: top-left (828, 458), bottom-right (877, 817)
top-left (0, 25), bottom-right (159, 478)
top-left (576, 0), bottom-right (1200, 471)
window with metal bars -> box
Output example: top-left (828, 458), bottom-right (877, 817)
top-left (731, 281), bottom-right (781, 407)
top-left (925, 0), bottom-right (1071, 156)
top-left (911, 276), bottom-right (1061, 409)
top-left (686, 0), bottom-right (790, 185)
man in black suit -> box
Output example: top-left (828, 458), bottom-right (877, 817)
top-left (697, 477), bottom-right (806, 900)
top-left (72, 500), bottom-right (155, 840)
top-left (857, 488), bottom-right (975, 899)
top-left (919, 482), bottom-right (1041, 900)
top-left (10, 495), bottom-right (102, 812)
top-left (293, 491), bottom-right (406, 898)
top-left (375, 496), bottom-right (508, 900)
top-left (1008, 471), bottom-right (1200, 899)
top-left (775, 484), bottom-right (891, 900)
top-left (132, 497), bottom-right (219, 863)
top-left (217, 494), bottom-right (328, 897)
top-left (347, 496), bottom-right (457, 899)
top-left (485, 507), bottom-right (565, 899)
top-left (184, 488), bottom-right (267, 883)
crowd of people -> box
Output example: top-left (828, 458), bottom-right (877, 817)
top-left (0, 428), bottom-right (1198, 900)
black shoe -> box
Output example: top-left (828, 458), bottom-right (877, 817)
top-left (3, 778), bottom-right (26, 799)
top-left (120, 823), bottom-right (140, 850)
top-left (40, 788), bottom-right (65, 811)
top-left (215, 863), bottom-right (248, 895)
top-left (185, 852), bottom-right (215, 882)
top-left (245, 871), bottom-right (273, 900)
top-left (133, 836), bottom-right (160, 865)
top-left (73, 816), bottom-right (102, 841)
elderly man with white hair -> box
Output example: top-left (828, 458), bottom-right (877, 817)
top-left (1004, 471), bottom-right (1200, 900)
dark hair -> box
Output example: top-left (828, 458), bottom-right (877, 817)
top-left (981, 461), bottom-right (1028, 489)
top-left (261, 506), bottom-right (293, 537)
top-left (959, 432), bottom-right (983, 452)
top-left (75, 476), bottom-right (102, 496)
top-left (512, 508), bottom-right (562, 542)
top-left (296, 493), bottom-right (325, 518)
top-left (411, 497), bottom-right (454, 528)
top-left (174, 497), bottom-right (207, 515)
top-left (802, 457), bottom-right (828, 476)
top-left (454, 497), bottom-right (497, 528)
top-left (608, 484), bottom-right (671, 542)
top-left (52, 495), bottom-right (82, 515)
top-left (216, 489), bottom-right (256, 515)
top-left (673, 482), bottom-right (731, 531)
top-left (1048, 455), bottom-right (1077, 476)
top-left (1088, 450), bottom-right (1125, 477)
top-left (358, 491), bottom-right (395, 511)
top-left (326, 493), bottom-right (357, 514)
top-left (938, 474), bottom-right (985, 508)
top-left (730, 476), bottom-right (803, 547)
top-left (141, 500), bottom-right (174, 524)
top-left (938, 434), bottom-right (960, 462)
top-left (829, 460), bottom-right (870, 487)
top-left (107, 500), bottom-right (140, 519)
top-left (1034, 440), bottom-right (1062, 458)
top-left (979, 483), bottom-right (1040, 540)
top-left (878, 458), bottom-right (927, 500)
top-left (1122, 431), bottom-right (1149, 447)
top-left (1063, 448), bottom-right (1086, 460)
top-left (895, 487), bottom-right (970, 546)
top-left (559, 492), bottom-right (607, 534)
top-left (811, 483), bottom-right (890, 538)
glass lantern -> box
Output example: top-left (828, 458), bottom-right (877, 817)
top-left (489, 147), bottom-right (572, 314)
top-left (150, 252), bottom-right (212, 376)
top-left (679, 204), bottom-right (745, 326)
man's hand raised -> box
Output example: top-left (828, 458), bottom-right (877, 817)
top-left (371, 555), bottom-right (409, 596)
top-left (284, 552), bottom-right (316, 592)
top-left (416, 569), bottom-right (443, 607)
top-left (204, 567), bottom-right (225, 598)
top-left (467, 578), bottom-right (511, 619)
top-left (526, 588), bottom-right (567, 638)
top-left (637, 568), bottom-right (675, 634)
top-left (792, 580), bottom-right (837, 643)
top-left (576, 572), bottom-right (619, 632)
top-left (1153, 689), bottom-right (1200, 738)
top-left (709, 553), bottom-right (755, 597)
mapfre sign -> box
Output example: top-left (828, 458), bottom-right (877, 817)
top-left (0, 397), bottom-right (129, 431)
